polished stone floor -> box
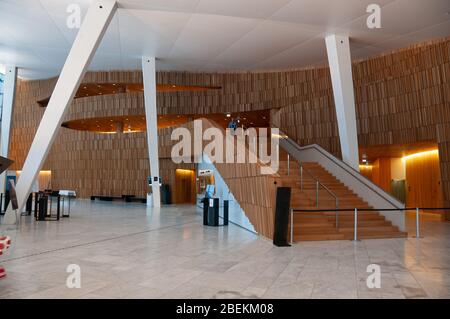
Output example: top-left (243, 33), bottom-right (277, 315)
top-left (0, 200), bottom-right (449, 299)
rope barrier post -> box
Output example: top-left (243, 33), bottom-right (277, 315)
top-left (300, 166), bottom-right (303, 190)
top-left (316, 181), bottom-right (319, 208)
top-left (415, 207), bottom-right (422, 239)
top-left (353, 208), bottom-right (359, 241)
top-left (335, 199), bottom-right (339, 229)
top-left (287, 154), bottom-right (290, 176)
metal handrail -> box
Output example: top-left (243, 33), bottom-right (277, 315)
top-left (289, 206), bottom-right (450, 244)
top-left (279, 133), bottom-right (403, 209)
top-left (285, 153), bottom-right (340, 228)
top-left (298, 159), bottom-right (339, 227)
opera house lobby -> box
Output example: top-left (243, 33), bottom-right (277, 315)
top-left (0, 0), bottom-right (449, 309)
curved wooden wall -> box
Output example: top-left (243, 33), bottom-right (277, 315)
top-left (8, 37), bottom-right (450, 222)
top-left (273, 38), bottom-right (450, 219)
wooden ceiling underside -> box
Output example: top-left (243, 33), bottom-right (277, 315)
top-left (61, 110), bottom-right (271, 134)
top-left (37, 83), bottom-right (222, 107)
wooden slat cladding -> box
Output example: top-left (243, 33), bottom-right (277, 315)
top-left (276, 38), bottom-right (450, 220)
top-left (192, 118), bottom-right (279, 239)
top-left (8, 37), bottom-right (450, 221)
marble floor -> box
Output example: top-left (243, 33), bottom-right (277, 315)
top-left (0, 200), bottom-right (449, 299)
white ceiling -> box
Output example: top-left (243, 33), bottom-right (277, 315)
top-left (0, 0), bottom-right (449, 79)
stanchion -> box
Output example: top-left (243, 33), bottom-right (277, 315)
top-left (287, 154), bottom-right (290, 176)
top-left (414, 207), bottom-right (422, 238)
top-left (353, 208), bottom-right (359, 241)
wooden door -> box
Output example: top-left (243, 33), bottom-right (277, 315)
top-left (406, 151), bottom-right (443, 213)
top-left (174, 169), bottom-right (196, 204)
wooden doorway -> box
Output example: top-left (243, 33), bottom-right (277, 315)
top-left (405, 150), bottom-right (444, 219)
top-left (174, 169), bottom-right (196, 204)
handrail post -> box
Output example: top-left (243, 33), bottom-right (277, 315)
top-left (415, 207), bottom-right (421, 238)
top-left (316, 181), bottom-right (319, 208)
top-left (353, 208), bottom-right (358, 241)
top-left (287, 154), bottom-right (290, 176)
top-left (300, 165), bottom-right (303, 190)
top-left (290, 209), bottom-right (294, 245)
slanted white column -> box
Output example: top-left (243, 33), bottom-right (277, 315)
top-left (325, 35), bottom-right (360, 171)
top-left (142, 57), bottom-right (161, 207)
top-left (6, 0), bottom-right (117, 218)
top-left (0, 65), bottom-right (17, 193)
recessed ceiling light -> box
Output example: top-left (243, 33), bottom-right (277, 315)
top-left (226, 113), bottom-right (231, 118)
top-left (112, 83), bottom-right (116, 86)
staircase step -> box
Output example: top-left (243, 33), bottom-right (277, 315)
top-left (337, 226), bottom-right (399, 233)
top-left (294, 233), bottom-right (346, 241)
top-left (294, 230), bottom-right (407, 241)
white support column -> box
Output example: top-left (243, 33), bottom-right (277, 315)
top-left (5, 0), bottom-right (117, 218)
top-left (325, 34), bottom-right (360, 171)
top-left (142, 57), bottom-right (161, 207)
top-left (0, 65), bottom-right (17, 193)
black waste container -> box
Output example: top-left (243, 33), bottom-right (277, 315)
top-left (161, 184), bottom-right (171, 205)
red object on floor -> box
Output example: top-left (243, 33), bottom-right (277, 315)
top-left (0, 236), bottom-right (11, 248)
top-left (0, 267), bottom-right (6, 279)
top-left (0, 236), bottom-right (11, 279)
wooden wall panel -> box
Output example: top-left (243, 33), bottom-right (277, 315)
top-left (359, 165), bottom-right (373, 181)
top-left (174, 169), bottom-right (196, 204)
top-left (371, 158), bottom-right (392, 193)
top-left (405, 152), bottom-right (443, 210)
top-left (8, 37), bottom-right (450, 223)
top-left (276, 37), bottom-right (450, 220)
